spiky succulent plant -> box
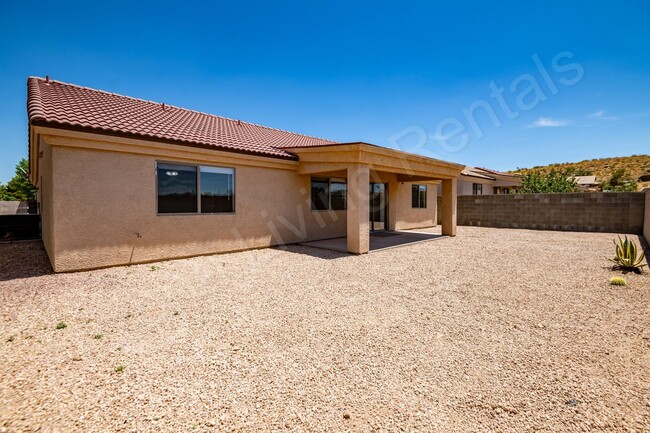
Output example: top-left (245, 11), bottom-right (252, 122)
top-left (608, 236), bottom-right (646, 273)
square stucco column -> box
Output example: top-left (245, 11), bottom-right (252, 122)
top-left (387, 178), bottom-right (399, 231)
top-left (347, 164), bottom-right (370, 254)
top-left (441, 178), bottom-right (457, 236)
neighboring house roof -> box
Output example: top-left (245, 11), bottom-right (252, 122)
top-left (473, 167), bottom-right (520, 178)
top-left (571, 175), bottom-right (598, 185)
top-left (461, 166), bottom-right (496, 181)
top-left (474, 167), bottom-right (509, 176)
top-left (27, 77), bottom-right (338, 160)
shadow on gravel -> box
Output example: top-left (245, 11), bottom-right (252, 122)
top-left (273, 244), bottom-right (350, 260)
top-left (0, 240), bottom-right (52, 281)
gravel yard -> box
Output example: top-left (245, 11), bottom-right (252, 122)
top-left (1, 226), bottom-right (649, 432)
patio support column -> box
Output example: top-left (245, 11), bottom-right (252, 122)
top-left (441, 178), bottom-right (457, 236)
top-left (347, 164), bottom-right (370, 254)
top-left (387, 178), bottom-right (399, 231)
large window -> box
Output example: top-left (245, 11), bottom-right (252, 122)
top-left (311, 177), bottom-right (347, 210)
top-left (411, 184), bottom-right (427, 208)
top-left (200, 166), bottom-right (235, 213)
top-left (157, 163), bottom-right (198, 213)
top-left (311, 177), bottom-right (329, 210)
top-left (157, 162), bottom-right (234, 214)
top-left (330, 179), bottom-right (347, 210)
top-left (472, 183), bottom-right (483, 195)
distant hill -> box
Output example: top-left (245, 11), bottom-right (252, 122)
top-left (511, 155), bottom-right (650, 191)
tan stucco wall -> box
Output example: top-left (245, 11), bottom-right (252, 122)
top-left (391, 181), bottom-right (438, 230)
top-left (440, 177), bottom-right (520, 196)
top-left (36, 132), bottom-right (448, 271)
top-left (47, 145), bottom-right (347, 271)
top-left (39, 138), bottom-right (55, 265)
top-left (441, 178), bottom-right (458, 236)
top-left (493, 178), bottom-right (520, 188)
top-left (458, 179), bottom-right (494, 195)
top-left (346, 164), bottom-right (370, 254)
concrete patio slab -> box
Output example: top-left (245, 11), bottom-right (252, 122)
top-left (299, 230), bottom-right (447, 253)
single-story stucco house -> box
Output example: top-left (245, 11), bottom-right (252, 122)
top-left (457, 166), bottom-right (521, 195)
top-left (27, 77), bottom-right (464, 272)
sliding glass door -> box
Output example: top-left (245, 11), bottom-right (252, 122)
top-left (369, 183), bottom-right (387, 231)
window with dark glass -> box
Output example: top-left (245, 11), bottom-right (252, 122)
top-left (311, 178), bottom-right (329, 210)
top-left (200, 166), bottom-right (235, 213)
top-left (311, 177), bottom-right (347, 210)
top-left (411, 184), bottom-right (427, 208)
top-left (157, 163), bottom-right (198, 213)
top-left (156, 162), bottom-right (235, 214)
top-left (330, 179), bottom-right (347, 210)
top-left (472, 183), bottom-right (483, 195)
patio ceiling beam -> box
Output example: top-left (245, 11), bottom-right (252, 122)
top-left (297, 161), bottom-right (458, 179)
top-left (289, 142), bottom-right (464, 180)
top-left (297, 162), bottom-right (352, 175)
top-left (395, 174), bottom-right (444, 183)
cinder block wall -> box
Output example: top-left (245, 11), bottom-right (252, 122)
top-left (438, 192), bottom-right (645, 234)
top-left (0, 201), bottom-right (36, 215)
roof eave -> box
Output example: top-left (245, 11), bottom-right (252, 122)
top-left (461, 173), bottom-right (496, 181)
top-left (282, 141), bottom-right (466, 171)
top-left (29, 119), bottom-right (300, 162)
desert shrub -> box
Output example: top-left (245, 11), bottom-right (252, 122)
top-left (607, 236), bottom-right (646, 273)
top-left (601, 169), bottom-right (637, 191)
top-left (609, 277), bottom-right (627, 286)
top-left (518, 169), bottom-right (579, 193)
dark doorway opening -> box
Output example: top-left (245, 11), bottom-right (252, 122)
top-left (369, 183), bottom-right (387, 231)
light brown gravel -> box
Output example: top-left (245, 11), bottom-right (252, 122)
top-left (1, 227), bottom-right (649, 432)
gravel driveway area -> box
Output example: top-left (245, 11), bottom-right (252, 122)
top-left (1, 227), bottom-right (649, 432)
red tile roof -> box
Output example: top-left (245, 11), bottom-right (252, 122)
top-left (27, 77), bottom-right (338, 160)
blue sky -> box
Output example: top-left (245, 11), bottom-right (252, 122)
top-left (1, 0), bottom-right (649, 183)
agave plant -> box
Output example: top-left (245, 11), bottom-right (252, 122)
top-left (608, 236), bottom-right (646, 273)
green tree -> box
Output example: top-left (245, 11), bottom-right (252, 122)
top-left (518, 169), bottom-right (579, 193)
top-left (601, 168), bottom-right (637, 191)
top-left (0, 158), bottom-right (37, 201)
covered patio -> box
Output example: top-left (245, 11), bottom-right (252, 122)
top-left (300, 230), bottom-right (446, 253)
top-left (286, 142), bottom-right (464, 254)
